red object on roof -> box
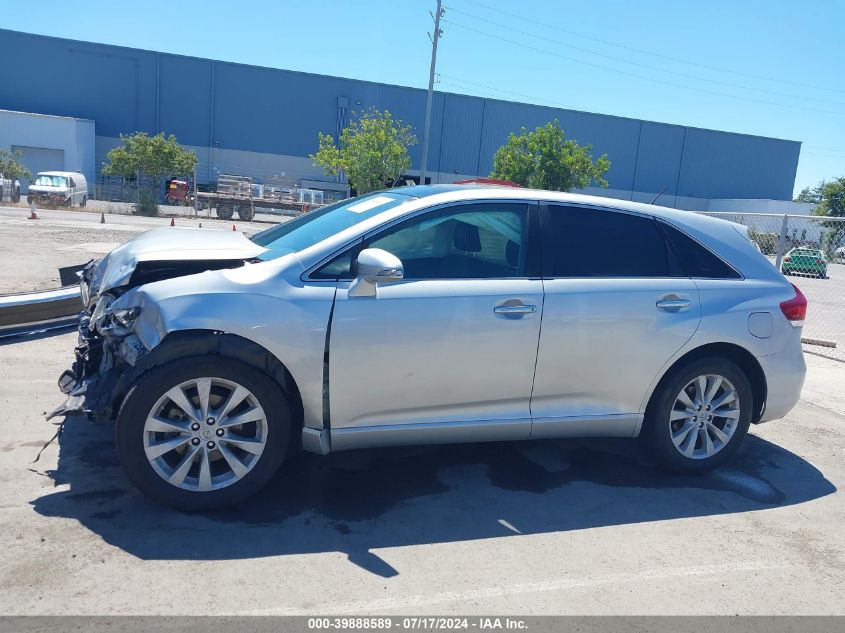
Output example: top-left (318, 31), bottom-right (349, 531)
top-left (453, 178), bottom-right (522, 187)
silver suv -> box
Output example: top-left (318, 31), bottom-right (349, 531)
top-left (52, 185), bottom-right (808, 509)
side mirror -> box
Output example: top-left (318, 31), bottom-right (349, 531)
top-left (349, 248), bottom-right (404, 297)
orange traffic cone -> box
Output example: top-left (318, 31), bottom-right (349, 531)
top-left (100, 211), bottom-right (105, 224)
top-left (170, 217), bottom-right (175, 227)
top-left (232, 224), bottom-right (237, 231)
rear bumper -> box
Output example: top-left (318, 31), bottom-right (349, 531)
top-left (756, 333), bottom-right (806, 423)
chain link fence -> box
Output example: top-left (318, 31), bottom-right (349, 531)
top-left (700, 212), bottom-right (845, 361)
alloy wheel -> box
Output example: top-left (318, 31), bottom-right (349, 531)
top-left (668, 374), bottom-right (740, 460)
top-left (142, 377), bottom-right (268, 491)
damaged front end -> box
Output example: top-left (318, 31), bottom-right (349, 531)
top-left (50, 292), bottom-right (147, 421)
top-left (49, 227), bottom-right (268, 421)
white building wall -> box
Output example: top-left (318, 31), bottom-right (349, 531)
top-left (0, 109), bottom-right (95, 190)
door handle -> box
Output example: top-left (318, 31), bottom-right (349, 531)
top-left (656, 297), bottom-right (691, 313)
top-left (494, 304), bottom-right (537, 315)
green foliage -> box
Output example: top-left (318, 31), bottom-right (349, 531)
top-left (813, 177), bottom-right (845, 217)
top-left (747, 227), bottom-right (779, 255)
top-left (310, 108), bottom-right (417, 195)
top-left (103, 132), bottom-right (197, 215)
top-left (794, 184), bottom-right (823, 204)
top-left (0, 148), bottom-right (31, 179)
top-left (797, 177), bottom-right (845, 255)
top-left (489, 120), bottom-right (610, 191)
top-left (135, 189), bottom-right (159, 217)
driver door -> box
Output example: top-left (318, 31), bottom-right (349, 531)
top-left (325, 201), bottom-right (543, 447)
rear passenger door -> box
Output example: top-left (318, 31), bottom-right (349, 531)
top-left (530, 204), bottom-right (701, 438)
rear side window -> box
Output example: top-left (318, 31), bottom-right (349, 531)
top-left (660, 222), bottom-right (741, 279)
top-left (542, 205), bottom-right (683, 278)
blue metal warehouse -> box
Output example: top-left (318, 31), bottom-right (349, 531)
top-left (0, 28), bottom-right (801, 209)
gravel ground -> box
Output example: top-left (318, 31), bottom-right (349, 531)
top-left (0, 205), bottom-right (279, 293)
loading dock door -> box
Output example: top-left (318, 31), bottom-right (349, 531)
top-left (12, 146), bottom-right (65, 192)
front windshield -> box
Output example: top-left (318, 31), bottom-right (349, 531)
top-left (33, 175), bottom-right (68, 187)
top-left (252, 192), bottom-right (410, 260)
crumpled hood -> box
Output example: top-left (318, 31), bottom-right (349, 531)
top-left (93, 227), bottom-right (268, 293)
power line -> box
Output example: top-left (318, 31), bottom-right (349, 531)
top-left (452, 0), bottom-right (845, 95)
top-left (442, 18), bottom-right (845, 117)
top-left (445, 6), bottom-right (845, 107)
top-left (440, 75), bottom-right (578, 109)
top-left (440, 77), bottom-right (842, 165)
top-left (802, 152), bottom-right (845, 159)
top-left (804, 145), bottom-right (845, 154)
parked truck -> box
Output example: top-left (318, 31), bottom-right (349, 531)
top-left (195, 174), bottom-right (324, 221)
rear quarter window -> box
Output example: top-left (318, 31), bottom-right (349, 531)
top-left (661, 222), bottom-right (741, 279)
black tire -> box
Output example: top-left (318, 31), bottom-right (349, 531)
top-left (115, 356), bottom-right (291, 510)
top-left (216, 204), bottom-right (234, 220)
top-left (642, 357), bottom-right (753, 474)
top-left (236, 205), bottom-right (255, 221)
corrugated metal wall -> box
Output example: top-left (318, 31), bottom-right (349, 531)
top-left (0, 28), bottom-right (800, 201)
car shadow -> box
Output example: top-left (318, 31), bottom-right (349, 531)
top-left (31, 415), bottom-right (836, 577)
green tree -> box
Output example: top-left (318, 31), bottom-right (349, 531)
top-left (102, 132), bottom-right (197, 215)
top-left (809, 177), bottom-right (845, 255)
top-left (794, 183), bottom-right (823, 204)
top-left (814, 177), bottom-right (845, 217)
top-left (0, 148), bottom-right (31, 180)
top-left (310, 108), bottom-right (417, 195)
top-left (489, 120), bottom-right (610, 191)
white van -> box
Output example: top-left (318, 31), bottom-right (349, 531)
top-left (27, 171), bottom-right (88, 207)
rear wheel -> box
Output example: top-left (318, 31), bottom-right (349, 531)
top-left (642, 357), bottom-right (752, 474)
top-left (236, 204), bottom-right (255, 221)
top-left (116, 357), bottom-right (291, 510)
top-left (216, 204), bottom-right (234, 220)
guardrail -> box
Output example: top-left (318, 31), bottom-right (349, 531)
top-left (0, 286), bottom-right (81, 338)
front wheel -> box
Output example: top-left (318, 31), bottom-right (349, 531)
top-left (642, 357), bottom-right (752, 474)
top-left (115, 357), bottom-right (291, 510)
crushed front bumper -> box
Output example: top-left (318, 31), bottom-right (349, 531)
top-left (47, 315), bottom-right (128, 421)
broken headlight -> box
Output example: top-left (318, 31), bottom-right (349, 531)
top-left (111, 306), bottom-right (142, 328)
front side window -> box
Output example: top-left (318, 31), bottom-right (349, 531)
top-left (367, 203), bottom-right (528, 279)
top-left (543, 205), bottom-right (682, 278)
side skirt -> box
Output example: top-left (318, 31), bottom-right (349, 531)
top-left (302, 414), bottom-right (642, 454)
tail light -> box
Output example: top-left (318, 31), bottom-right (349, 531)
top-left (780, 283), bottom-right (807, 323)
top-left (783, 256), bottom-right (791, 263)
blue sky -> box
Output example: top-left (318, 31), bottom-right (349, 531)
top-left (3, 0), bottom-right (843, 195)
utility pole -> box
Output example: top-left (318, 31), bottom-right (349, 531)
top-left (419, 0), bottom-right (443, 187)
